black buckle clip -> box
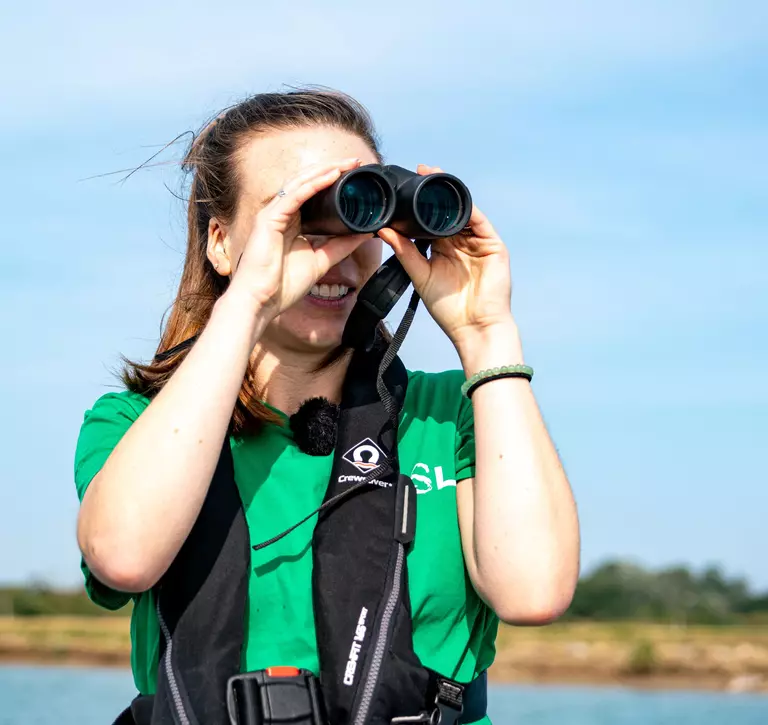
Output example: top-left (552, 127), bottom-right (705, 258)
top-left (226, 667), bottom-right (326, 725)
top-left (433, 679), bottom-right (464, 725)
top-left (390, 679), bottom-right (465, 725)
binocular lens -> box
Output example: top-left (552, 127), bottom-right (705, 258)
top-left (338, 173), bottom-right (390, 231)
top-left (415, 178), bottom-right (464, 235)
top-left (300, 164), bottom-right (471, 238)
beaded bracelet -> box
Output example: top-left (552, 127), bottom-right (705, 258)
top-left (461, 364), bottom-right (534, 399)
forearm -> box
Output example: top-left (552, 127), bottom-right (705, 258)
top-left (456, 321), bottom-right (580, 623)
top-left (78, 288), bottom-right (268, 591)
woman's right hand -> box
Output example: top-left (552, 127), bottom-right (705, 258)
top-left (224, 157), bottom-right (369, 320)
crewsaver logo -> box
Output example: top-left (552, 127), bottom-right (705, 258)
top-left (343, 437), bottom-right (386, 473)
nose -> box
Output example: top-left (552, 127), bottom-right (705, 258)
top-left (306, 235), bottom-right (331, 250)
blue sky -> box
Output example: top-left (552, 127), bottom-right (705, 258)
top-left (1, 1), bottom-right (766, 589)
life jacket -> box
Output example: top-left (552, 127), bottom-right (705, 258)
top-left (113, 260), bottom-right (489, 725)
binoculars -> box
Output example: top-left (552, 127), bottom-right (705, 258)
top-left (301, 164), bottom-right (472, 239)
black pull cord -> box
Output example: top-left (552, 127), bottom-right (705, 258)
top-left (252, 459), bottom-right (393, 551)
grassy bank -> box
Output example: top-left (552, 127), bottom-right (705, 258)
top-left (493, 621), bottom-right (768, 692)
top-left (0, 616), bottom-right (130, 666)
top-left (2, 617), bottom-right (767, 693)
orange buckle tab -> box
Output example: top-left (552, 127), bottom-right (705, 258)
top-left (266, 666), bottom-right (301, 678)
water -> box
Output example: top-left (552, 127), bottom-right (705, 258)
top-left (0, 665), bottom-right (766, 724)
top-left (487, 683), bottom-right (767, 724)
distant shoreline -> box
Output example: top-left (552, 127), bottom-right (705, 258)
top-left (2, 618), bottom-right (767, 694)
top-left (1, 651), bottom-right (763, 695)
top-left (2, 651), bottom-right (764, 695)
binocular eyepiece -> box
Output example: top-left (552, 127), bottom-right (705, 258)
top-left (301, 164), bottom-right (472, 239)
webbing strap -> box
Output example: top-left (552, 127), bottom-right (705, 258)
top-left (377, 290), bottom-right (420, 428)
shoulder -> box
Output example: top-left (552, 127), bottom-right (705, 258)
top-left (403, 369), bottom-right (468, 422)
top-left (75, 390), bottom-right (151, 499)
top-left (401, 369), bottom-right (475, 480)
top-left (77, 389), bottom-right (151, 455)
top-left (81, 389), bottom-right (151, 424)
top-left (407, 370), bottom-right (465, 401)
top-left (406, 368), bottom-right (465, 392)
top-left (405, 369), bottom-right (465, 400)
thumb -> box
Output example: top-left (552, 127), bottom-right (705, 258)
top-left (312, 234), bottom-right (369, 276)
top-left (378, 228), bottom-right (431, 292)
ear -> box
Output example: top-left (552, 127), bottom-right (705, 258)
top-left (207, 217), bottom-right (233, 276)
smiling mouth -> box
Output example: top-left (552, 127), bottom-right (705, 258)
top-left (308, 283), bottom-right (354, 301)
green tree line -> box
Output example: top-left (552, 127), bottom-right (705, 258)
top-left (566, 560), bottom-right (768, 624)
top-left (0, 585), bottom-right (129, 617)
top-left (2, 560), bottom-right (767, 621)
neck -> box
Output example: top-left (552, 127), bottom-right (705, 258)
top-left (250, 343), bottom-right (350, 416)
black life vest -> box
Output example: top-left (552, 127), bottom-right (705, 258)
top-left (114, 285), bottom-right (488, 724)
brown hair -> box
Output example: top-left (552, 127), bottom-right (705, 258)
top-left (122, 88), bottom-right (383, 435)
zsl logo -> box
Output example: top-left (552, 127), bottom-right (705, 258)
top-left (410, 463), bottom-right (456, 494)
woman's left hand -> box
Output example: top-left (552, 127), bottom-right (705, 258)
top-left (377, 164), bottom-right (514, 351)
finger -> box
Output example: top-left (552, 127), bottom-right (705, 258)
top-left (278, 157), bottom-right (361, 207)
top-left (377, 228), bottom-right (431, 291)
top-left (283, 157), bottom-right (361, 195)
top-left (416, 164), bottom-right (444, 176)
top-left (267, 157), bottom-right (361, 214)
top-left (465, 204), bottom-right (499, 240)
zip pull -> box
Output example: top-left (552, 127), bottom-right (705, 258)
top-left (395, 475), bottom-right (417, 545)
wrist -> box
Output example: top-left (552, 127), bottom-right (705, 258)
top-left (214, 287), bottom-right (272, 347)
top-left (453, 319), bottom-right (525, 378)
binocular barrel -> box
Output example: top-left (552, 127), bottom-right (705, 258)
top-left (301, 164), bottom-right (472, 238)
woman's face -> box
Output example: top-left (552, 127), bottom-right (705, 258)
top-left (226, 126), bottom-right (383, 354)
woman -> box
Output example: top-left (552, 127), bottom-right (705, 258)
top-left (75, 89), bottom-right (579, 724)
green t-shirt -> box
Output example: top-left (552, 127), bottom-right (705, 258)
top-left (74, 369), bottom-right (497, 722)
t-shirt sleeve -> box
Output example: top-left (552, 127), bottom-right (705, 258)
top-left (74, 391), bottom-right (149, 610)
top-left (454, 385), bottom-right (476, 482)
